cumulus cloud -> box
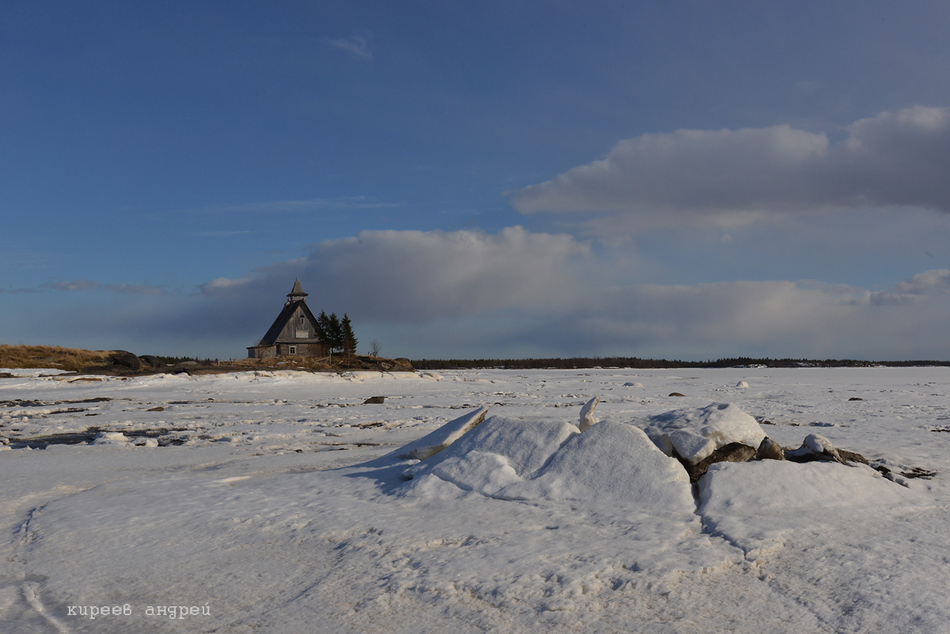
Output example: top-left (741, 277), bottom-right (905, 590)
top-left (192, 226), bottom-right (591, 327)
top-left (90, 226), bottom-right (950, 360)
top-left (512, 106), bottom-right (950, 221)
top-left (870, 269), bottom-right (950, 305)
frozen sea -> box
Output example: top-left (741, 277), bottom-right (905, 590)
top-left (1, 366), bottom-right (949, 632)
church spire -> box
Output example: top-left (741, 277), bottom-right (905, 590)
top-left (287, 278), bottom-right (308, 303)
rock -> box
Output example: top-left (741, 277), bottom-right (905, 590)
top-left (837, 449), bottom-right (869, 465)
top-left (623, 382), bottom-right (644, 388)
top-left (139, 355), bottom-right (167, 370)
top-left (396, 407), bottom-right (489, 460)
top-left (848, 397), bottom-right (864, 401)
top-left (756, 437), bottom-right (785, 461)
top-left (736, 381), bottom-right (749, 388)
top-left (147, 406), bottom-right (165, 412)
top-left (668, 392), bottom-right (686, 397)
top-left (108, 351), bottom-right (141, 372)
top-left (0, 372), bottom-right (15, 379)
top-left (578, 396), bottom-right (599, 431)
top-left (679, 442), bottom-right (757, 482)
top-left (363, 396), bottom-right (386, 404)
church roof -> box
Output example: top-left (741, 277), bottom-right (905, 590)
top-left (255, 281), bottom-right (320, 346)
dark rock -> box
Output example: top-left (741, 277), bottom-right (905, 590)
top-left (0, 372), bottom-right (15, 379)
top-left (676, 442), bottom-right (757, 482)
top-left (756, 437), bottom-right (785, 461)
top-left (668, 392), bottom-right (685, 397)
top-left (848, 397), bottom-right (864, 401)
top-left (363, 396), bottom-right (386, 404)
top-left (139, 355), bottom-right (167, 370)
top-left (837, 449), bottom-right (869, 465)
top-left (109, 351), bottom-right (141, 372)
top-left (147, 406), bottom-right (165, 412)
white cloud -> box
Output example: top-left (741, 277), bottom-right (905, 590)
top-left (512, 106), bottom-right (950, 224)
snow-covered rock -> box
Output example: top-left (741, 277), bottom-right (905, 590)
top-left (641, 403), bottom-right (766, 465)
top-left (786, 433), bottom-right (868, 465)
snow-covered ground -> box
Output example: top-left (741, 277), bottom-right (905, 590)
top-left (1, 367), bottom-right (949, 632)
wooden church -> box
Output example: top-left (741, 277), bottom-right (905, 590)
top-left (246, 279), bottom-right (329, 359)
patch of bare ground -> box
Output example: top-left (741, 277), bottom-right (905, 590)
top-left (0, 344), bottom-right (114, 372)
top-left (1, 344), bottom-right (414, 375)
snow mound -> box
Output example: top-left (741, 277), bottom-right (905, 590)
top-left (403, 416), bottom-right (693, 516)
top-left (699, 460), bottom-right (907, 516)
top-left (403, 416), bottom-right (579, 495)
top-left (497, 422), bottom-right (694, 514)
top-left (642, 403), bottom-right (766, 464)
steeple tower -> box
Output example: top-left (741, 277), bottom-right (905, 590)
top-left (286, 278), bottom-right (308, 305)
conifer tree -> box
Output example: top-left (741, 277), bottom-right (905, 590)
top-left (341, 314), bottom-right (358, 357)
top-left (317, 310), bottom-right (336, 355)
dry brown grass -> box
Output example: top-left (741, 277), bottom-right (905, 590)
top-left (0, 344), bottom-right (115, 372)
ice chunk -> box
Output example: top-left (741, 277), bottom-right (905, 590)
top-left (396, 407), bottom-right (488, 460)
top-left (91, 432), bottom-right (129, 446)
top-left (579, 396), bottom-right (599, 431)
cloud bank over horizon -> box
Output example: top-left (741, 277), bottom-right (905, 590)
top-left (512, 107), bottom-right (950, 228)
top-left (26, 227), bottom-right (950, 361)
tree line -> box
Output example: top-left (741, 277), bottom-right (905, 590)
top-left (409, 356), bottom-right (950, 370)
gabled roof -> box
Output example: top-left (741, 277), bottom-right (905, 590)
top-left (254, 280), bottom-right (322, 346)
top-left (256, 299), bottom-right (321, 345)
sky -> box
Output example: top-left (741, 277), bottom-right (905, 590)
top-left (3, 0), bottom-right (950, 361)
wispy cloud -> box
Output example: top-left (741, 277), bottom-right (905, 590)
top-left (326, 35), bottom-right (372, 60)
top-left (43, 279), bottom-right (166, 295)
top-left (175, 197), bottom-right (398, 215)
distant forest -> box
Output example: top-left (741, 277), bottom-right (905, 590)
top-left (409, 357), bottom-right (950, 370)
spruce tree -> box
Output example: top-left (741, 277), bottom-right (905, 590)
top-left (328, 313), bottom-right (343, 354)
top-left (341, 314), bottom-right (358, 357)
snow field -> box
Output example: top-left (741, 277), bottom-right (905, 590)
top-left (1, 367), bottom-right (949, 632)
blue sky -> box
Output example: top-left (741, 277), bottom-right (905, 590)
top-left (3, 1), bottom-right (950, 360)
